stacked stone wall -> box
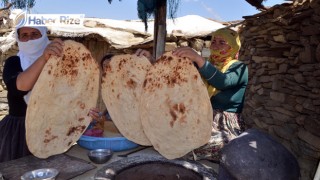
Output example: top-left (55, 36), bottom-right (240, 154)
top-left (240, 0), bottom-right (320, 179)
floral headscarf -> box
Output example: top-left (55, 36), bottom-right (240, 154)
top-left (209, 28), bottom-right (241, 71)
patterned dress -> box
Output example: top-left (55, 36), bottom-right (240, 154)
top-left (189, 109), bottom-right (246, 162)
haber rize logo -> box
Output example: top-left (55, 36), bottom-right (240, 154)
top-left (14, 11), bottom-right (27, 27)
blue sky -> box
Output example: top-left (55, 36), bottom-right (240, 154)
top-left (30, 0), bottom-right (285, 22)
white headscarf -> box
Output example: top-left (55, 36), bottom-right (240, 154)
top-left (15, 26), bottom-right (50, 103)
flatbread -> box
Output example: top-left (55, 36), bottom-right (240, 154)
top-left (26, 40), bottom-right (100, 158)
top-left (101, 54), bottom-right (152, 145)
top-left (140, 52), bottom-right (213, 159)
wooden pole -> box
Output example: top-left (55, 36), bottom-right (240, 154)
top-left (153, 0), bottom-right (167, 61)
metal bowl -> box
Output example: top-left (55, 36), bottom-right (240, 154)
top-left (88, 149), bottom-right (113, 164)
top-left (21, 168), bottom-right (59, 180)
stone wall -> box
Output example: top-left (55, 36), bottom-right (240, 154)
top-left (240, 0), bottom-right (320, 179)
top-left (0, 7), bottom-right (14, 119)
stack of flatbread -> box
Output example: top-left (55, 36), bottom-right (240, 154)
top-left (101, 52), bottom-right (213, 159)
top-left (25, 42), bottom-right (212, 160)
top-left (26, 40), bottom-right (100, 158)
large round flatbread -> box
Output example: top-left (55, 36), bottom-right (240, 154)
top-left (26, 40), bottom-right (100, 158)
top-left (101, 54), bottom-right (152, 145)
top-left (140, 52), bottom-right (213, 159)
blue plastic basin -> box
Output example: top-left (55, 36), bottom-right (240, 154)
top-left (77, 135), bottom-right (139, 152)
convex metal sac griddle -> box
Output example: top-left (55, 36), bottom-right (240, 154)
top-left (95, 155), bottom-right (217, 180)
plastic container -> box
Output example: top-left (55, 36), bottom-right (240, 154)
top-left (77, 135), bottom-right (139, 152)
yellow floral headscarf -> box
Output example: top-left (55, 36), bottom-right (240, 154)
top-left (205, 28), bottom-right (241, 97)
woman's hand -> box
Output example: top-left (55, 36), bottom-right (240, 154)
top-left (173, 47), bottom-right (206, 68)
top-left (135, 49), bottom-right (154, 62)
top-left (16, 39), bottom-right (64, 91)
top-left (88, 107), bottom-right (101, 121)
top-left (42, 38), bottom-right (64, 61)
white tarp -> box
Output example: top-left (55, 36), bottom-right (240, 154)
top-left (1, 13), bottom-right (225, 52)
top-left (0, 31), bottom-right (15, 53)
top-left (87, 15), bottom-right (225, 38)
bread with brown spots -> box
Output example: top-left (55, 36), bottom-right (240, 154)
top-left (26, 40), bottom-right (100, 158)
top-left (140, 51), bottom-right (213, 159)
top-left (101, 54), bottom-right (152, 146)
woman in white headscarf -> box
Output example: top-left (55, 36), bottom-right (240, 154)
top-left (0, 26), bottom-right (63, 162)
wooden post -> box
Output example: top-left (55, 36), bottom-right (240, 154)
top-left (153, 0), bottom-right (167, 61)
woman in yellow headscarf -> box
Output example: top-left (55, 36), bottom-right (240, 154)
top-left (173, 27), bottom-right (248, 162)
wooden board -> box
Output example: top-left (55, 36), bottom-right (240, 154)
top-left (0, 154), bottom-right (96, 180)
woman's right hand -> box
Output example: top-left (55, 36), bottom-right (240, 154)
top-left (135, 49), bottom-right (154, 62)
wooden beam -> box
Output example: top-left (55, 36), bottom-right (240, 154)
top-left (153, 0), bottom-right (167, 61)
